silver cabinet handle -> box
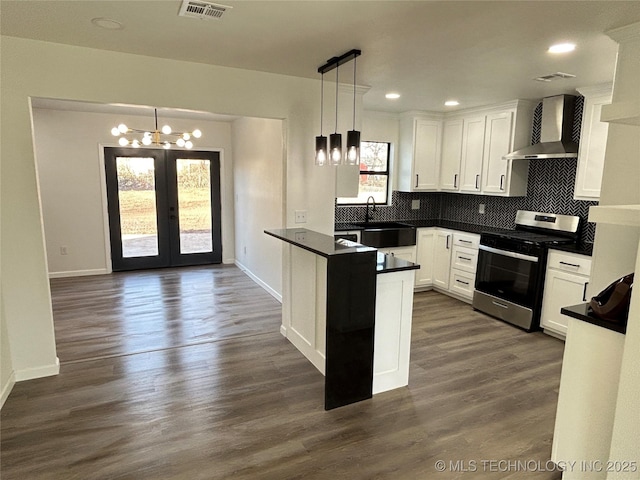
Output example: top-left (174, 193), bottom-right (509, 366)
top-left (459, 239), bottom-right (472, 244)
top-left (475, 174), bottom-right (480, 189)
top-left (559, 261), bottom-right (581, 268)
top-left (415, 174), bottom-right (419, 188)
top-left (492, 301), bottom-right (509, 309)
top-left (583, 282), bottom-right (589, 302)
top-left (446, 234), bottom-right (451, 249)
top-left (500, 174), bottom-right (505, 190)
top-left (459, 256), bottom-right (472, 261)
top-left (456, 279), bottom-right (470, 285)
top-left (454, 174), bottom-right (458, 188)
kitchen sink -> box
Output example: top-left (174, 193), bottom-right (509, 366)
top-left (354, 221), bottom-right (416, 248)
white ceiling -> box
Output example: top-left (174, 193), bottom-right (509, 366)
top-left (3, 1), bottom-right (640, 114)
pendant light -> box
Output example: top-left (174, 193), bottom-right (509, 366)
top-left (315, 72), bottom-right (328, 166)
top-left (315, 49), bottom-right (361, 167)
top-left (329, 64), bottom-right (342, 166)
top-left (345, 56), bottom-right (361, 166)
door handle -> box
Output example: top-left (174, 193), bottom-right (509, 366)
top-left (446, 234), bottom-right (450, 249)
top-left (583, 282), bottom-right (589, 302)
top-left (500, 174), bottom-right (505, 190)
top-left (475, 174), bottom-right (480, 189)
top-left (459, 256), bottom-right (472, 261)
top-left (459, 239), bottom-right (472, 244)
top-left (454, 174), bottom-right (458, 188)
top-left (415, 174), bottom-right (419, 188)
top-left (456, 279), bottom-right (470, 285)
top-left (559, 261), bottom-right (581, 269)
top-left (492, 301), bottom-right (509, 309)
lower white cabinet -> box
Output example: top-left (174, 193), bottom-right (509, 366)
top-left (433, 229), bottom-right (453, 289)
top-left (540, 250), bottom-right (592, 338)
top-left (415, 228), bottom-right (435, 287)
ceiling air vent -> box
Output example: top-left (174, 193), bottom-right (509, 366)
top-left (534, 72), bottom-right (576, 83)
top-left (178, 0), bottom-right (231, 20)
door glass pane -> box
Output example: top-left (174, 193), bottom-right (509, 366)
top-left (176, 159), bottom-right (212, 254)
top-left (116, 157), bottom-right (159, 258)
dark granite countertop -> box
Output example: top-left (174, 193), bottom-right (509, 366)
top-left (265, 228), bottom-right (419, 274)
top-left (561, 303), bottom-right (626, 334)
top-left (336, 220), bottom-right (509, 236)
top-left (550, 243), bottom-right (594, 257)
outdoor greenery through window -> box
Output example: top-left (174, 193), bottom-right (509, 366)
top-left (336, 141), bottom-right (390, 205)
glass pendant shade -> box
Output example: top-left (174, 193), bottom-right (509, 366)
top-left (315, 135), bottom-right (328, 166)
top-left (330, 133), bottom-right (342, 165)
top-left (346, 130), bottom-right (361, 165)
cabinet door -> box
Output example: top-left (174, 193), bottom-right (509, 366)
top-left (413, 119), bottom-right (441, 191)
top-left (574, 93), bottom-right (611, 200)
top-left (459, 116), bottom-right (486, 192)
top-left (433, 230), bottom-right (452, 289)
top-left (540, 269), bottom-right (589, 336)
top-left (415, 228), bottom-right (435, 286)
top-left (439, 119), bottom-right (463, 191)
top-left (481, 111), bottom-right (514, 194)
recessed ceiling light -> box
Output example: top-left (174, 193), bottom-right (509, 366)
top-left (385, 93), bottom-right (401, 99)
top-left (444, 100), bottom-right (460, 106)
top-left (91, 17), bottom-right (124, 30)
top-left (548, 43), bottom-right (576, 54)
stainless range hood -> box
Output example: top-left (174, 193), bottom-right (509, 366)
top-left (505, 95), bottom-right (578, 160)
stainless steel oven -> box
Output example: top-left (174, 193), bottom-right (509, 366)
top-left (473, 211), bottom-right (581, 332)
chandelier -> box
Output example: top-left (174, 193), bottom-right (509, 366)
top-left (110, 108), bottom-right (202, 149)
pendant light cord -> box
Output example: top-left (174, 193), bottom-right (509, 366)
top-left (353, 57), bottom-right (356, 130)
top-left (320, 74), bottom-right (324, 136)
top-left (335, 66), bottom-right (339, 134)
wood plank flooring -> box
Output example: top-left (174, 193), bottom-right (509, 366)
top-left (1, 266), bottom-right (565, 479)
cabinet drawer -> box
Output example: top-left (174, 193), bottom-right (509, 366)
top-left (453, 232), bottom-right (479, 250)
top-left (450, 271), bottom-right (475, 299)
top-left (547, 251), bottom-right (592, 276)
top-left (451, 246), bottom-right (478, 273)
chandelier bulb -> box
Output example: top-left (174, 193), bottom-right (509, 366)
top-left (192, 129), bottom-right (202, 139)
top-left (142, 136), bottom-right (152, 146)
top-left (182, 133), bottom-right (190, 141)
top-left (162, 125), bottom-right (172, 135)
top-left (117, 123), bottom-right (128, 133)
top-left (132, 140), bottom-right (140, 148)
top-left (176, 138), bottom-right (186, 148)
top-left (118, 137), bottom-right (129, 146)
top-left (111, 127), bottom-right (120, 136)
top-left (163, 141), bottom-right (171, 149)
top-left (185, 140), bottom-right (193, 149)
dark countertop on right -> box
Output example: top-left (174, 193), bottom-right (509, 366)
top-left (550, 242), bottom-right (594, 257)
top-left (561, 303), bottom-right (626, 334)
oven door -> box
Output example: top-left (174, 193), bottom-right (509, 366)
top-left (475, 245), bottom-right (540, 308)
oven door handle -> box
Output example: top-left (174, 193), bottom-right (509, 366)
top-left (479, 244), bottom-right (539, 263)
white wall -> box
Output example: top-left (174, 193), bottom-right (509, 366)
top-left (31, 108), bottom-right (236, 276)
top-left (0, 35), bottom-right (338, 397)
top-left (232, 117), bottom-right (284, 299)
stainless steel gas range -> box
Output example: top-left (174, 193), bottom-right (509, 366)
top-left (473, 210), bottom-right (581, 332)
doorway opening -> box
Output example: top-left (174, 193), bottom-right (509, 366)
top-left (104, 147), bottom-right (222, 271)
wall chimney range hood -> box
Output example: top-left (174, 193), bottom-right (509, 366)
top-left (505, 95), bottom-right (578, 160)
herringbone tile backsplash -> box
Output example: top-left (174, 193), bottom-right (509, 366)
top-left (336, 96), bottom-right (597, 244)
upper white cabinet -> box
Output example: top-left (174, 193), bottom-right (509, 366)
top-left (439, 119), bottom-right (464, 191)
top-left (574, 84), bottom-right (613, 200)
top-left (437, 100), bottom-right (536, 196)
top-left (398, 114), bottom-right (443, 192)
top-left (460, 116), bottom-right (486, 193)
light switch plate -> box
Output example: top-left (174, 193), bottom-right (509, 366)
top-left (411, 199), bottom-right (420, 210)
top-left (479, 203), bottom-right (486, 214)
top-left (294, 210), bottom-right (307, 223)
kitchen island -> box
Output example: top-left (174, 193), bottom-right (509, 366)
top-left (265, 228), bottom-right (419, 410)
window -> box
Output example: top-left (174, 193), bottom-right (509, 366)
top-left (336, 141), bottom-right (390, 205)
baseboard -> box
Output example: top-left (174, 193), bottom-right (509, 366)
top-left (1, 371), bottom-right (16, 409)
top-left (234, 260), bottom-right (283, 303)
top-left (14, 357), bottom-right (60, 381)
top-left (49, 268), bottom-right (109, 279)
top-left (223, 257), bottom-right (235, 265)
top-left (280, 324), bottom-right (287, 337)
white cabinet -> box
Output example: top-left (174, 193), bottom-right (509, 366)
top-left (448, 232), bottom-right (480, 301)
top-left (398, 115), bottom-right (443, 192)
top-left (540, 250), bottom-right (592, 338)
top-left (378, 246), bottom-right (416, 263)
top-left (459, 116), bottom-right (486, 193)
top-left (415, 228), bottom-right (435, 287)
top-left (433, 229), bottom-right (453, 289)
top-left (438, 100), bottom-right (535, 196)
top-left (574, 84), bottom-right (613, 200)
top-left (439, 119), bottom-right (464, 191)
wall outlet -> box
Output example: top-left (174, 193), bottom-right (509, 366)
top-left (479, 203), bottom-right (486, 214)
top-left (60, 246), bottom-right (68, 255)
top-left (294, 210), bottom-right (307, 224)
top-left (411, 199), bottom-right (420, 210)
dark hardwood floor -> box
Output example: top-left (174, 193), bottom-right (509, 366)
top-left (1, 266), bottom-right (565, 479)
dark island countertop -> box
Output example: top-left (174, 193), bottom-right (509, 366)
top-left (561, 303), bottom-right (626, 334)
top-left (265, 228), bottom-right (419, 274)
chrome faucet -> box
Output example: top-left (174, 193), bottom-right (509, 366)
top-left (365, 196), bottom-right (376, 223)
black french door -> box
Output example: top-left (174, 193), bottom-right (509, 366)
top-left (104, 147), bottom-right (222, 271)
